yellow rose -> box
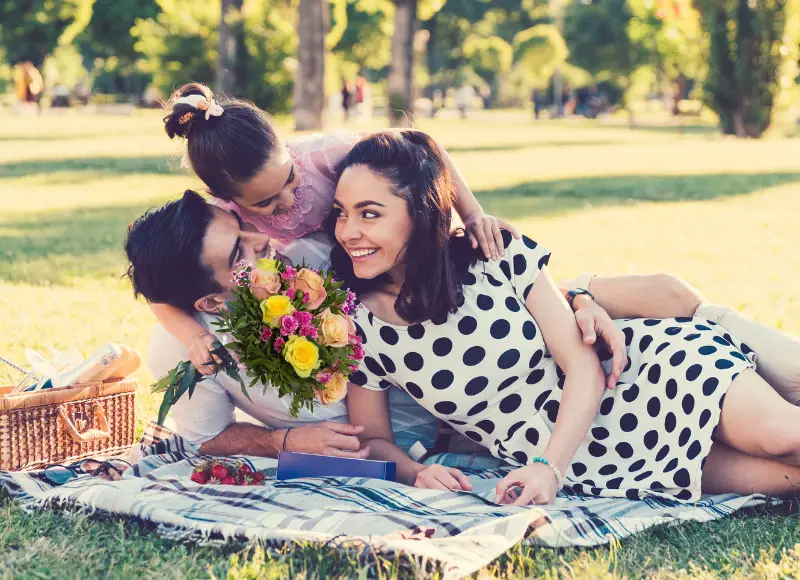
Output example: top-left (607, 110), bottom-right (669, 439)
top-left (261, 295), bottom-right (296, 328)
top-left (256, 258), bottom-right (280, 274)
top-left (319, 372), bottom-right (348, 404)
top-left (292, 268), bottom-right (327, 310)
top-left (283, 335), bottom-right (320, 378)
top-left (319, 308), bottom-right (355, 347)
top-left (249, 269), bottom-right (281, 301)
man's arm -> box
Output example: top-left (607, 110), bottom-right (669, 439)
top-left (558, 273), bottom-right (705, 320)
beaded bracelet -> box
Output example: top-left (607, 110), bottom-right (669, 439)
top-left (532, 456), bottom-right (564, 490)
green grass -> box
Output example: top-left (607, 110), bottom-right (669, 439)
top-left (2, 109), bottom-right (800, 578)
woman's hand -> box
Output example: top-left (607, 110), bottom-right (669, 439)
top-left (414, 464), bottom-right (473, 492)
top-left (494, 463), bottom-right (559, 506)
top-left (188, 332), bottom-right (223, 375)
top-left (463, 212), bottom-right (520, 261)
top-left (572, 296), bottom-right (628, 390)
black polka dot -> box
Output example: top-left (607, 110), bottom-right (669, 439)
top-left (615, 442), bottom-right (634, 459)
top-left (639, 335), bottom-right (653, 352)
top-left (626, 489), bottom-right (640, 500)
top-left (656, 444), bottom-right (671, 462)
top-left (544, 400), bottom-right (560, 423)
top-left (528, 350), bottom-right (543, 368)
top-left (512, 451), bottom-right (528, 465)
top-left (379, 326), bottom-right (399, 345)
top-left (403, 352), bottom-right (424, 371)
top-left (523, 283), bottom-right (535, 300)
top-left (623, 328), bottom-right (634, 346)
top-left (431, 311), bottom-right (449, 325)
top-left (407, 324), bottom-right (425, 339)
top-left (522, 321), bottom-right (537, 340)
top-left (665, 326), bottom-right (681, 336)
top-left (461, 271), bottom-right (477, 286)
top-left (465, 376), bottom-right (489, 396)
top-left (622, 384), bottom-right (640, 403)
top-left (676, 489), bottom-right (693, 501)
top-left (664, 412), bottom-right (677, 433)
top-left (525, 428), bottom-right (540, 446)
top-left (484, 273), bottom-right (503, 287)
top-left (349, 370), bottom-right (367, 386)
top-left (682, 394), bottom-right (695, 414)
top-left (675, 316), bottom-right (693, 323)
top-left (699, 409), bottom-right (712, 428)
top-left (664, 458), bottom-right (678, 472)
top-left (647, 397), bottom-right (661, 417)
top-left (450, 420), bottom-right (467, 426)
top-left (434, 401), bottom-right (457, 415)
top-left (634, 470), bottom-right (653, 482)
top-left (367, 312), bottom-right (374, 326)
top-left (506, 420), bottom-right (526, 440)
top-left (741, 343), bottom-right (753, 354)
top-left (495, 376), bottom-right (517, 392)
top-left (670, 351), bottom-right (687, 366)
top-left (588, 442), bottom-right (607, 457)
top-left (655, 342), bottom-right (670, 355)
top-left (490, 320), bottom-right (511, 339)
top-left (477, 294), bottom-right (494, 311)
top-left (685, 364), bottom-right (702, 381)
top-left (599, 464), bottom-right (618, 476)
top-left (572, 462), bottom-right (587, 476)
top-left (431, 370), bottom-right (454, 390)
top-left (628, 458), bottom-right (646, 472)
top-left (522, 235), bottom-right (539, 250)
top-left (432, 337), bottom-right (453, 356)
top-left (498, 349), bottom-right (520, 369)
top-left (364, 356), bottom-right (387, 377)
top-left (465, 430), bottom-right (482, 442)
top-left (499, 394), bottom-right (522, 414)
top-left (467, 400), bottom-right (488, 416)
top-left (463, 346), bottom-right (486, 366)
top-left (600, 397), bottom-right (615, 416)
top-left (534, 389), bottom-right (552, 410)
top-left (606, 477), bottom-right (624, 489)
top-left (702, 377), bottom-right (719, 396)
top-left (378, 379), bottom-right (394, 390)
top-left (713, 336), bottom-right (731, 347)
top-left (499, 261), bottom-right (512, 280)
top-left (648, 364), bottom-right (662, 384)
top-left (673, 468), bottom-right (691, 487)
top-left (679, 427), bottom-right (691, 447)
top-left (643, 319), bottom-right (661, 326)
top-left (405, 382), bottom-right (423, 399)
top-left (644, 430), bottom-right (659, 450)
top-left (695, 323), bottom-right (711, 331)
top-left (731, 351), bottom-right (748, 362)
top-left (476, 419), bottom-right (495, 434)
top-left (687, 440), bottom-right (702, 460)
top-left (505, 297), bottom-right (521, 312)
top-left (698, 345), bottom-right (716, 355)
top-left (666, 378), bottom-right (678, 400)
top-left (620, 413), bottom-right (638, 432)
top-left (715, 358), bottom-right (734, 370)
top-left (354, 323), bottom-right (368, 344)
top-left (526, 369), bottom-right (545, 386)
top-left (513, 254), bottom-right (527, 276)
top-left (591, 427), bottom-right (610, 440)
top-left (458, 316), bottom-right (477, 335)
top-left (501, 229), bottom-right (514, 248)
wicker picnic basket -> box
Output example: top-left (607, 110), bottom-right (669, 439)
top-left (0, 378), bottom-right (137, 471)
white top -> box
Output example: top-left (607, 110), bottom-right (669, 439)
top-left (146, 233), bottom-right (436, 445)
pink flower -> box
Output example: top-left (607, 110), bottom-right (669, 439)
top-left (352, 345), bottom-right (365, 360)
top-left (260, 327), bottom-right (272, 342)
top-left (281, 267), bottom-right (297, 281)
top-left (303, 293), bottom-right (311, 304)
top-left (349, 333), bottom-right (362, 346)
top-left (280, 314), bottom-right (299, 336)
top-left (316, 371), bottom-right (332, 384)
top-left (294, 311), bottom-right (313, 326)
top-left (300, 325), bottom-right (318, 339)
top-left (290, 268), bottom-right (327, 310)
top-left (285, 289), bottom-right (295, 300)
top-left (349, 364), bottom-right (359, 372)
top-left (273, 337), bottom-right (286, 352)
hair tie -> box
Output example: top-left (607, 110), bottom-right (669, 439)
top-left (173, 94), bottom-right (224, 121)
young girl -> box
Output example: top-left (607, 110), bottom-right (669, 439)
top-left (154, 82), bottom-right (518, 373)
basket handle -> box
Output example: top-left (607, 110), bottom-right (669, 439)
top-left (58, 403), bottom-right (111, 443)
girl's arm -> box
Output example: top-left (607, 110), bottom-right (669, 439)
top-left (149, 303), bottom-right (222, 375)
top-left (495, 265), bottom-right (607, 505)
top-left (346, 383), bottom-right (472, 491)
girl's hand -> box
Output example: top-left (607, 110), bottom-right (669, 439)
top-left (494, 463), bottom-right (559, 506)
top-left (463, 212), bottom-right (521, 261)
top-left (414, 464), bottom-right (473, 491)
top-left (188, 332), bottom-right (223, 375)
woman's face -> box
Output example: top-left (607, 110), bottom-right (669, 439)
top-left (235, 143), bottom-right (300, 216)
top-left (333, 165), bottom-right (412, 281)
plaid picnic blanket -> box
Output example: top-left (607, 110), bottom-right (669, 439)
top-left (0, 424), bottom-right (767, 579)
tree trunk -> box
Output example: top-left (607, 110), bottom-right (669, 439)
top-left (294, 0), bottom-right (326, 131)
top-left (215, 0), bottom-right (243, 95)
top-left (387, 0), bottom-right (417, 127)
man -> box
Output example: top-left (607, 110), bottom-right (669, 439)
top-left (125, 191), bottom-right (800, 460)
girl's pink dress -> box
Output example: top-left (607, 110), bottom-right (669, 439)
top-left (212, 130), bottom-right (360, 242)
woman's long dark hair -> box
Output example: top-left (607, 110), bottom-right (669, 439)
top-left (326, 130), bottom-right (480, 324)
top-left (163, 82), bottom-right (279, 200)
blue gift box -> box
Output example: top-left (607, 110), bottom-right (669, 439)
top-left (277, 452), bottom-right (396, 481)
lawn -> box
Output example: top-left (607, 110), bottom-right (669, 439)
top-left (1, 109), bottom-right (800, 578)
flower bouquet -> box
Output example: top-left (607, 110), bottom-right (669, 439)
top-left (152, 259), bottom-right (363, 424)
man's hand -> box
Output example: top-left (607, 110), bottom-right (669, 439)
top-left (573, 296), bottom-right (628, 390)
top-left (414, 464), bottom-right (473, 491)
top-left (285, 422), bottom-right (370, 459)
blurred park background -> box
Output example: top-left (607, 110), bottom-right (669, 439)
top-left (3, 0), bottom-right (800, 577)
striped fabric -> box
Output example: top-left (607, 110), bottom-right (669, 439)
top-left (0, 425), bottom-right (767, 579)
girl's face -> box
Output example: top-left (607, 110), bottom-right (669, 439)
top-left (236, 143), bottom-right (300, 216)
top-left (333, 165), bottom-right (412, 282)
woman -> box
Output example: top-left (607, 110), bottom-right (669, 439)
top-left (331, 130), bottom-right (800, 505)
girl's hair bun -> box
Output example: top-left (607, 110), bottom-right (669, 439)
top-left (163, 82), bottom-right (214, 139)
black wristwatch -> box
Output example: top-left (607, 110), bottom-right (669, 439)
top-left (566, 288), bottom-right (595, 307)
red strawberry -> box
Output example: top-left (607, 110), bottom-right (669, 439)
top-left (237, 464), bottom-right (254, 476)
top-left (190, 471), bottom-right (209, 485)
top-left (221, 476), bottom-right (238, 485)
top-left (252, 471), bottom-right (265, 483)
top-left (211, 464), bottom-right (230, 480)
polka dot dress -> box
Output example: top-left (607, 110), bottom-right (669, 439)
top-left (350, 232), bottom-right (756, 501)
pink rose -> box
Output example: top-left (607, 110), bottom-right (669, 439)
top-left (249, 269), bottom-right (281, 301)
top-left (290, 268), bottom-right (327, 310)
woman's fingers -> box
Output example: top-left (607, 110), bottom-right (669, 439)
top-left (513, 485), bottom-right (539, 506)
top-left (489, 221), bottom-right (505, 258)
top-left (329, 446), bottom-right (370, 459)
top-left (448, 468), bottom-right (473, 491)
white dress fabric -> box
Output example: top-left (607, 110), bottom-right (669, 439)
top-left (351, 232), bottom-right (756, 501)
